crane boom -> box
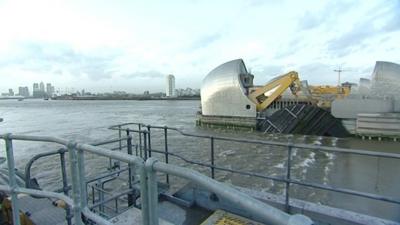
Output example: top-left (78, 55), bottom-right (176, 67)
top-left (248, 71), bottom-right (301, 111)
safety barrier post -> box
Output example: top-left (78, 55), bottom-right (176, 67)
top-left (118, 125), bottom-right (122, 151)
top-left (67, 142), bottom-right (83, 225)
top-left (147, 126), bottom-right (152, 157)
top-left (4, 134), bottom-right (21, 225)
top-left (143, 132), bottom-right (148, 160)
top-left (164, 127), bottom-right (169, 184)
top-left (127, 135), bottom-right (134, 206)
top-left (138, 124), bottom-right (142, 157)
top-left (138, 165), bottom-right (150, 225)
top-left (285, 145), bottom-right (292, 212)
top-left (60, 151), bottom-right (72, 225)
top-left (210, 137), bottom-right (215, 179)
top-left (77, 148), bottom-right (87, 209)
top-left (146, 158), bottom-right (159, 225)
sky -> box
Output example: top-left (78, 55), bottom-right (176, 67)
top-left (0, 0), bottom-right (399, 94)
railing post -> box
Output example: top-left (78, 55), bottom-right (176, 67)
top-left (77, 148), bottom-right (87, 209)
top-left (139, 165), bottom-right (150, 225)
top-left (67, 142), bottom-right (83, 225)
top-left (210, 137), bottom-right (215, 179)
top-left (147, 126), bottom-right (152, 157)
top-left (143, 132), bottom-right (148, 160)
top-left (118, 125), bottom-right (122, 151)
top-left (60, 150), bottom-right (72, 225)
top-left (4, 134), bottom-right (21, 225)
top-left (146, 158), bottom-right (159, 225)
top-left (285, 145), bottom-right (292, 213)
top-left (127, 134), bottom-right (134, 206)
top-left (138, 124), bottom-right (142, 157)
top-left (164, 127), bottom-right (169, 184)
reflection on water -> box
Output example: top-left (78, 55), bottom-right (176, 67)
top-left (0, 99), bottom-right (399, 221)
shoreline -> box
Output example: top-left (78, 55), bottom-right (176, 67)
top-left (51, 96), bottom-right (200, 101)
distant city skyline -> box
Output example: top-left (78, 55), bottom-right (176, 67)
top-left (0, 0), bottom-right (399, 93)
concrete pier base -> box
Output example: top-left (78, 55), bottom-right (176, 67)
top-left (197, 114), bottom-right (256, 130)
top-left (356, 113), bottom-right (400, 138)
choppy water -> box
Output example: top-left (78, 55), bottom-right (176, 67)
top-left (0, 99), bottom-right (399, 221)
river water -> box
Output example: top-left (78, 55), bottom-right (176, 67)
top-left (0, 99), bottom-right (399, 222)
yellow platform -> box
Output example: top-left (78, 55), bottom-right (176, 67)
top-left (201, 210), bottom-right (264, 225)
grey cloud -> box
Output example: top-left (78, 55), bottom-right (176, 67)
top-left (297, 1), bottom-right (357, 30)
top-left (122, 70), bottom-right (164, 79)
top-left (0, 41), bottom-right (120, 80)
top-left (254, 65), bottom-right (284, 77)
top-left (297, 63), bottom-right (336, 83)
top-left (275, 39), bottom-right (304, 59)
top-left (297, 63), bottom-right (366, 84)
top-left (190, 33), bottom-right (221, 50)
top-left (297, 13), bottom-right (321, 30)
top-left (327, 1), bottom-right (400, 56)
top-left (382, 1), bottom-right (400, 32)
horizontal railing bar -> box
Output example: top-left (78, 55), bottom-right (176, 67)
top-left (76, 143), bottom-right (142, 165)
top-left (86, 167), bottom-right (129, 184)
top-left (111, 145), bottom-right (127, 151)
top-left (92, 137), bottom-right (129, 146)
top-left (89, 189), bottom-right (133, 209)
top-left (0, 134), bottom-right (69, 145)
top-left (149, 148), bottom-right (285, 182)
top-left (289, 179), bottom-right (400, 205)
top-left (0, 185), bottom-right (74, 206)
top-left (149, 148), bottom-right (400, 205)
top-left (110, 123), bottom-right (400, 159)
top-left (0, 134), bottom-right (144, 165)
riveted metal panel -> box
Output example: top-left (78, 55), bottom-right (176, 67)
top-left (200, 59), bottom-right (256, 117)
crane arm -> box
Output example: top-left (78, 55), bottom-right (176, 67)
top-left (248, 71), bottom-right (300, 111)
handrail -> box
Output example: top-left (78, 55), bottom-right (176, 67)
top-left (145, 148), bottom-right (400, 205)
top-left (0, 133), bottom-right (310, 225)
top-left (110, 122), bottom-right (400, 217)
top-left (24, 137), bottom-right (127, 189)
top-left (109, 122), bottom-right (400, 159)
top-left (0, 185), bottom-right (112, 225)
top-left (0, 134), bottom-right (148, 225)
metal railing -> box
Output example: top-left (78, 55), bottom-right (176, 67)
top-left (23, 136), bottom-right (135, 224)
top-left (0, 132), bottom-right (312, 225)
top-left (109, 122), bottom-right (400, 214)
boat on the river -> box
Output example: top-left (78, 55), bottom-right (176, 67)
top-left (0, 122), bottom-right (398, 225)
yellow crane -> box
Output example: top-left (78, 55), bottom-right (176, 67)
top-left (308, 85), bottom-right (351, 108)
top-left (248, 71), bottom-right (302, 111)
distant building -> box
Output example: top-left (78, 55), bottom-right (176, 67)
top-left (33, 82), bottom-right (46, 98)
top-left (8, 89), bottom-right (14, 96)
top-left (166, 74), bottom-right (176, 97)
top-left (143, 90), bottom-right (150, 96)
top-left (39, 82), bottom-right (45, 92)
top-left (18, 87), bottom-right (30, 97)
top-left (33, 83), bottom-right (39, 92)
top-left (46, 83), bottom-right (55, 96)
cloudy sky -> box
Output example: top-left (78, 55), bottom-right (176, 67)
top-left (0, 0), bottom-right (399, 94)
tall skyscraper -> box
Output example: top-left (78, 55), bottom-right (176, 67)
top-left (46, 83), bottom-right (54, 96)
top-left (166, 74), bottom-right (176, 97)
top-left (33, 83), bottom-right (39, 92)
top-left (8, 89), bottom-right (14, 96)
top-left (39, 82), bottom-right (45, 92)
top-left (18, 87), bottom-right (30, 97)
